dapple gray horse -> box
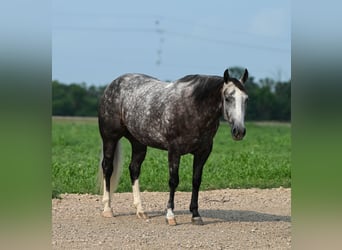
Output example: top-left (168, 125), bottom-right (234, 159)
top-left (98, 68), bottom-right (248, 225)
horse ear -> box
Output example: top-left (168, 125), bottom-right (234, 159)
top-left (223, 69), bottom-right (229, 83)
top-left (240, 68), bottom-right (248, 84)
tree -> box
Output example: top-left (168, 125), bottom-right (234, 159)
top-left (52, 80), bottom-right (105, 116)
top-left (273, 80), bottom-right (291, 121)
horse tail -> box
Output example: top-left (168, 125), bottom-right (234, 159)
top-left (110, 141), bottom-right (123, 192)
top-left (97, 141), bottom-right (123, 194)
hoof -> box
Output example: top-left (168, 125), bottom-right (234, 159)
top-left (102, 210), bottom-right (114, 218)
top-left (166, 217), bottom-right (177, 226)
top-left (137, 212), bottom-right (149, 219)
top-left (192, 217), bottom-right (204, 225)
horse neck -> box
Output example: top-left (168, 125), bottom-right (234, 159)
top-left (195, 87), bottom-right (223, 124)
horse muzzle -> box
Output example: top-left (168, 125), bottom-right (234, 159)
top-left (231, 125), bottom-right (246, 141)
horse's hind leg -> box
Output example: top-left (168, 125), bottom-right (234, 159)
top-left (127, 137), bottom-right (148, 219)
top-left (101, 138), bottom-right (119, 217)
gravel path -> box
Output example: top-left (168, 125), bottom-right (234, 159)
top-left (52, 188), bottom-right (291, 249)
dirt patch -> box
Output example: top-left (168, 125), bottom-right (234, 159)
top-left (52, 188), bottom-right (291, 249)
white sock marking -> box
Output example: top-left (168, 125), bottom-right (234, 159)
top-left (166, 208), bottom-right (175, 219)
top-left (132, 179), bottom-right (144, 213)
top-left (102, 179), bottom-right (111, 212)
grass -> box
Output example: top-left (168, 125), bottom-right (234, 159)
top-left (52, 117), bottom-right (290, 197)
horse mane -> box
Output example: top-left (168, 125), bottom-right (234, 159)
top-left (176, 75), bottom-right (224, 101)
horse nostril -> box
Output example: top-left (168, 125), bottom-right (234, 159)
top-left (242, 128), bottom-right (246, 136)
top-left (232, 127), bottom-right (237, 136)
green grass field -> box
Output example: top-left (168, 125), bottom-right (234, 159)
top-left (52, 117), bottom-right (291, 197)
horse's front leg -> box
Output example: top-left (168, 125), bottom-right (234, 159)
top-left (166, 151), bottom-right (181, 226)
top-left (190, 144), bottom-right (213, 225)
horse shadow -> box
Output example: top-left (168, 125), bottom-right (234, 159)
top-left (112, 209), bottom-right (290, 225)
top-left (199, 209), bottom-right (291, 224)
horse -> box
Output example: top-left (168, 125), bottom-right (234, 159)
top-left (98, 68), bottom-right (248, 225)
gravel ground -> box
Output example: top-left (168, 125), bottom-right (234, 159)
top-left (52, 188), bottom-right (291, 249)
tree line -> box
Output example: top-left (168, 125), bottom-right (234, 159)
top-left (52, 68), bottom-right (290, 121)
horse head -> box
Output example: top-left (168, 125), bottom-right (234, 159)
top-left (222, 68), bottom-right (249, 140)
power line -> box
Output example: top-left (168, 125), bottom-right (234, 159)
top-left (53, 26), bottom-right (289, 54)
top-left (166, 30), bottom-right (290, 53)
top-left (54, 11), bottom-right (290, 42)
top-left (151, 14), bottom-right (290, 43)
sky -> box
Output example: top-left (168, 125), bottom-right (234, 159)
top-left (52, 1), bottom-right (291, 86)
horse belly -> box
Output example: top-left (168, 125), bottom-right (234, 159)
top-left (128, 129), bottom-right (200, 153)
top-left (125, 117), bottom-right (169, 150)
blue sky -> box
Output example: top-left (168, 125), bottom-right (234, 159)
top-left (52, 1), bottom-right (290, 85)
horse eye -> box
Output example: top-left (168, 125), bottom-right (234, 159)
top-left (225, 96), bottom-right (233, 102)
